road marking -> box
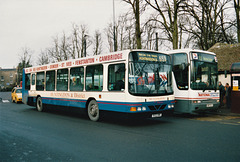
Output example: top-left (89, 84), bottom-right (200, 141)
top-left (2, 100), bottom-right (10, 103)
top-left (193, 115), bottom-right (240, 121)
top-left (191, 115), bottom-right (240, 125)
top-left (220, 122), bottom-right (240, 126)
top-left (192, 115), bottom-right (240, 122)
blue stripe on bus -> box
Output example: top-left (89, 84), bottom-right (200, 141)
top-left (42, 97), bottom-right (87, 108)
top-left (97, 100), bottom-right (174, 112)
top-left (41, 97), bottom-right (174, 113)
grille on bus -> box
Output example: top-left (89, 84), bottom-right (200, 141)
top-left (160, 105), bottom-right (166, 110)
top-left (148, 105), bottom-right (166, 111)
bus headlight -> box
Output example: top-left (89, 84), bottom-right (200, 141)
top-left (130, 106), bottom-right (147, 112)
top-left (193, 100), bottom-right (201, 104)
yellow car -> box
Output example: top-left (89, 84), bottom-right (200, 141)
top-left (11, 87), bottom-right (22, 103)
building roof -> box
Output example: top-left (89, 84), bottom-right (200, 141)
top-left (0, 68), bottom-right (17, 71)
top-left (208, 43), bottom-right (240, 72)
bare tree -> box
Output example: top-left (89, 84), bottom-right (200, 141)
top-left (234, 0), bottom-right (240, 43)
top-left (123, 0), bottom-right (143, 49)
top-left (105, 12), bottom-right (136, 52)
top-left (67, 23), bottom-right (92, 58)
top-left (71, 23), bottom-right (81, 58)
top-left (48, 35), bottom-right (62, 62)
top-left (92, 30), bottom-right (103, 55)
top-left (37, 49), bottom-right (49, 65)
top-left (117, 13), bottom-right (135, 50)
top-left (185, 0), bottom-right (234, 50)
top-left (18, 47), bottom-right (32, 68)
top-left (48, 31), bottom-right (77, 62)
top-left (17, 47), bottom-right (32, 83)
top-left (105, 22), bottom-right (114, 52)
top-left (142, 20), bottom-right (159, 50)
top-left (145, 0), bottom-right (185, 49)
top-left (60, 31), bottom-right (71, 60)
top-left (79, 24), bottom-right (91, 57)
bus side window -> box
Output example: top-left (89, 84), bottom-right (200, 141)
top-left (32, 74), bottom-right (35, 85)
top-left (25, 74), bottom-right (31, 90)
top-left (86, 65), bottom-right (103, 91)
top-left (108, 63), bottom-right (125, 91)
top-left (57, 69), bottom-right (68, 91)
top-left (36, 72), bottom-right (45, 91)
top-left (172, 53), bottom-right (188, 90)
top-left (70, 67), bottom-right (84, 91)
top-left (46, 70), bottom-right (55, 91)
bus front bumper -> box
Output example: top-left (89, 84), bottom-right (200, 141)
top-left (191, 101), bottom-right (220, 113)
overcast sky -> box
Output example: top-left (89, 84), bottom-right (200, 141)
top-left (0, 0), bottom-right (128, 68)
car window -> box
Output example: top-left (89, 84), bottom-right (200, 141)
top-left (16, 89), bottom-right (22, 93)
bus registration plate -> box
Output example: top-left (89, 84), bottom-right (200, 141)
top-left (152, 113), bottom-right (162, 118)
top-left (207, 104), bottom-right (213, 107)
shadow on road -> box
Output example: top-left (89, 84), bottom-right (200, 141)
top-left (27, 105), bottom-right (173, 127)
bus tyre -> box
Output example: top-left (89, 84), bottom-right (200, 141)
top-left (36, 97), bottom-right (44, 112)
top-left (87, 100), bottom-right (100, 122)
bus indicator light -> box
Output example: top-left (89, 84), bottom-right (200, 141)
top-left (130, 107), bottom-right (137, 111)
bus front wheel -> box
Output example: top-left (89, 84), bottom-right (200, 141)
top-left (87, 100), bottom-right (100, 122)
top-left (36, 97), bottom-right (44, 112)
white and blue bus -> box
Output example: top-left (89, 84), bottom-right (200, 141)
top-left (167, 49), bottom-right (219, 114)
top-left (22, 50), bottom-right (175, 121)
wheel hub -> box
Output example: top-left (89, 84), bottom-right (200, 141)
top-left (90, 105), bottom-right (98, 117)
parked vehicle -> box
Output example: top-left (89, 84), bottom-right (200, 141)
top-left (22, 50), bottom-right (175, 121)
top-left (167, 49), bottom-right (219, 114)
top-left (11, 87), bottom-right (22, 103)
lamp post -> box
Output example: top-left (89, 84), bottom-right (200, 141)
top-left (156, 32), bottom-right (158, 51)
top-left (113, 0), bottom-right (117, 52)
top-left (83, 35), bottom-right (88, 57)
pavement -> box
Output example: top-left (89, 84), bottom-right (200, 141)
top-left (0, 92), bottom-right (11, 101)
top-left (209, 106), bottom-right (240, 117)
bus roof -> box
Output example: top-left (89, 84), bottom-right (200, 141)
top-left (166, 49), bottom-right (216, 55)
top-left (24, 49), bottom-right (166, 74)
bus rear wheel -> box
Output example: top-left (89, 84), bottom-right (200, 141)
top-left (36, 97), bottom-right (44, 112)
top-left (87, 100), bottom-right (100, 121)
